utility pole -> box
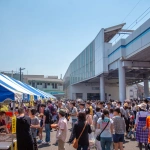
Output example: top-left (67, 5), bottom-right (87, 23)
top-left (19, 67), bottom-right (25, 81)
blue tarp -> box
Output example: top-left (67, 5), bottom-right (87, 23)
top-left (0, 85), bottom-right (14, 102)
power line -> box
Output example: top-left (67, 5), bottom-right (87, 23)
top-left (112, 6), bottom-right (150, 44)
top-left (112, 0), bottom-right (143, 44)
top-left (125, 6), bottom-right (150, 30)
top-left (121, 0), bottom-right (142, 23)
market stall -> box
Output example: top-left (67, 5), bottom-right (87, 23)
top-left (0, 73), bottom-right (57, 149)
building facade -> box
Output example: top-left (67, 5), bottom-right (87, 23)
top-left (64, 19), bottom-right (150, 101)
top-left (23, 75), bottom-right (64, 98)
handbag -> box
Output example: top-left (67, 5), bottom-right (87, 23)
top-left (96, 121), bottom-right (110, 141)
top-left (72, 122), bottom-right (87, 149)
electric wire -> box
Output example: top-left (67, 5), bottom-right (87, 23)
top-left (121, 0), bottom-right (143, 23)
top-left (112, 6), bottom-right (150, 44)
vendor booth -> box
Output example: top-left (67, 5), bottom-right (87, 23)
top-left (0, 73), bottom-right (56, 150)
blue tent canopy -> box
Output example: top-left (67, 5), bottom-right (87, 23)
top-left (0, 74), bottom-right (35, 100)
top-left (0, 85), bottom-right (14, 102)
top-left (0, 82), bottom-right (22, 103)
top-left (0, 74), bottom-right (56, 101)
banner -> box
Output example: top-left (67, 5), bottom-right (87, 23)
top-left (12, 116), bottom-right (16, 134)
top-left (30, 95), bottom-right (34, 106)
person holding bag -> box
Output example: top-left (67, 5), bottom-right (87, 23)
top-left (69, 112), bottom-right (92, 150)
top-left (97, 109), bottom-right (113, 150)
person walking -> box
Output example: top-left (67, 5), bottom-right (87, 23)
top-left (123, 103), bottom-right (130, 134)
top-left (93, 107), bottom-right (102, 150)
top-left (69, 102), bottom-right (78, 127)
top-left (112, 108), bottom-right (126, 150)
top-left (16, 108), bottom-right (34, 150)
top-left (42, 102), bottom-right (52, 145)
top-left (29, 108), bottom-right (40, 150)
top-left (135, 103), bottom-right (150, 150)
top-left (97, 109), bottom-right (113, 150)
top-left (69, 112), bottom-right (92, 150)
top-left (56, 109), bottom-right (68, 150)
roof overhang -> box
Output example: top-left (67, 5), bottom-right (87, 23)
top-left (104, 23), bottom-right (126, 42)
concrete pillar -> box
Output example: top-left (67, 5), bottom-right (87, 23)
top-left (83, 93), bottom-right (87, 100)
top-left (144, 79), bottom-right (149, 98)
top-left (100, 75), bottom-right (105, 101)
top-left (118, 60), bottom-right (126, 102)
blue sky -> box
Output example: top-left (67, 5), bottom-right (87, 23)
top-left (0, 0), bottom-right (150, 77)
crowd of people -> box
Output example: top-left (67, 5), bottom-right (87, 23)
top-left (0, 99), bottom-right (150, 150)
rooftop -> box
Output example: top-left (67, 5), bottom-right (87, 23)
top-left (25, 77), bottom-right (63, 83)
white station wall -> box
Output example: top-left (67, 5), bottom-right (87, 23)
top-left (68, 83), bottom-right (119, 100)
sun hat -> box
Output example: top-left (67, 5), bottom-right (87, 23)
top-left (138, 103), bottom-right (147, 111)
top-left (124, 103), bottom-right (129, 107)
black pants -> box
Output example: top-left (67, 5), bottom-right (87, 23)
top-left (33, 138), bottom-right (38, 150)
top-left (125, 118), bottom-right (130, 133)
top-left (139, 143), bottom-right (148, 150)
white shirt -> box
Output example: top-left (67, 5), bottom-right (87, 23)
top-left (135, 111), bottom-right (150, 124)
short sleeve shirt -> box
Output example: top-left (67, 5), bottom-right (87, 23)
top-left (44, 107), bottom-right (51, 124)
top-left (56, 117), bottom-right (68, 142)
top-left (31, 117), bottom-right (39, 138)
top-left (71, 107), bottom-right (78, 120)
top-left (89, 106), bottom-right (93, 115)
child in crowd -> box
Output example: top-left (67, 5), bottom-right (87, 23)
top-left (37, 113), bottom-right (44, 144)
top-left (127, 115), bottom-right (136, 139)
top-left (29, 108), bottom-right (40, 150)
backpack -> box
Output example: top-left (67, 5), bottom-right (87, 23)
top-left (45, 107), bottom-right (53, 124)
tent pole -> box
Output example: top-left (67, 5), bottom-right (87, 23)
top-left (11, 101), bottom-right (15, 150)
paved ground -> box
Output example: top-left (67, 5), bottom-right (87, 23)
top-left (38, 124), bottom-right (139, 150)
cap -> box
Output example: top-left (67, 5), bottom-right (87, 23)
top-left (59, 109), bottom-right (66, 116)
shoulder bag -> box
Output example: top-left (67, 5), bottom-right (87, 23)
top-left (72, 121), bottom-right (87, 149)
top-left (96, 120), bottom-right (110, 141)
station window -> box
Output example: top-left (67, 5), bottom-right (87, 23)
top-left (55, 83), bottom-right (57, 89)
top-left (52, 83), bottom-right (54, 88)
top-left (44, 83), bottom-right (47, 88)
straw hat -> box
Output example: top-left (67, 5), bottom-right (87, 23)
top-left (124, 103), bottom-right (129, 107)
top-left (138, 103), bottom-right (147, 111)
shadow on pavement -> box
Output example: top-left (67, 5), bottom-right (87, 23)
top-left (38, 144), bottom-right (50, 148)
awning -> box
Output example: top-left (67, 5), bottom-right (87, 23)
top-left (0, 82), bottom-right (22, 103)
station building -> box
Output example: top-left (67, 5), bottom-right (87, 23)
top-left (64, 19), bottom-right (150, 101)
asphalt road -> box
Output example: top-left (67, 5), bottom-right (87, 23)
top-left (38, 123), bottom-right (139, 150)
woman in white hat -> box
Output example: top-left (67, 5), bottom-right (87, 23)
top-left (135, 103), bottom-right (150, 150)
